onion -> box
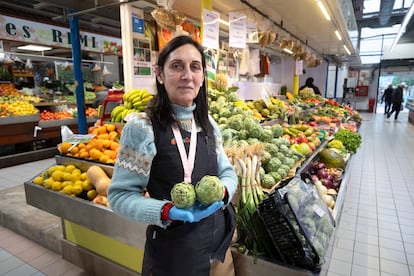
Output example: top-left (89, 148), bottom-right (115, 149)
top-left (326, 174), bottom-right (334, 182)
top-left (311, 175), bottom-right (319, 182)
top-left (317, 168), bottom-right (329, 179)
top-left (314, 162), bottom-right (326, 170)
top-left (321, 178), bottom-right (333, 188)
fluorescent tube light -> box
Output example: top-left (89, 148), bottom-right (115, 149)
top-left (344, 45), bottom-right (351, 55)
top-left (335, 30), bottom-right (342, 41)
top-left (316, 0), bottom-right (331, 21)
top-left (283, 48), bottom-right (293, 54)
top-left (219, 18), bottom-right (229, 26)
top-left (390, 2), bottom-right (414, 52)
top-left (17, 45), bottom-right (52, 52)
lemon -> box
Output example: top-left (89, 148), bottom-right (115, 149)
top-left (72, 169), bottom-right (82, 177)
top-left (64, 164), bottom-right (76, 173)
top-left (51, 181), bottom-right (63, 191)
top-left (51, 170), bottom-right (64, 181)
top-left (80, 172), bottom-right (88, 181)
top-left (47, 165), bottom-right (60, 175)
top-left (56, 165), bottom-right (65, 171)
top-left (87, 189), bottom-right (98, 200)
top-left (43, 178), bottom-right (54, 189)
top-left (72, 184), bottom-right (83, 196)
top-left (33, 176), bottom-right (43, 185)
top-left (60, 185), bottom-right (73, 195)
top-left (62, 172), bottom-right (72, 181)
top-left (74, 180), bottom-right (83, 187)
top-left (82, 179), bottom-right (94, 191)
top-left (62, 180), bottom-right (73, 188)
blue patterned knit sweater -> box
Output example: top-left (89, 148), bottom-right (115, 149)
top-left (107, 104), bottom-right (237, 228)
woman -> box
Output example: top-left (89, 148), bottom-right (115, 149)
top-left (299, 77), bottom-right (321, 95)
top-left (108, 35), bottom-right (237, 276)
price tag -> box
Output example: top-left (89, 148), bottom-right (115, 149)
top-left (313, 204), bottom-right (325, 217)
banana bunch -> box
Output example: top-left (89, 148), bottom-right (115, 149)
top-left (123, 89), bottom-right (153, 110)
top-left (110, 89), bottom-right (153, 123)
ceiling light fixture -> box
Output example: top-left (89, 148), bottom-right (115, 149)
top-left (316, 0), bottom-right (331, 21)
top-left (219, 18), bottom-right (229, 26)
top-left (283, 48), bottom-right (293, 54)
top-left (344, 45), bottom-right (351, 55)
top-left (390, 2), bottom-right (414, 52)
top-left (17, 45), bottom-right (52, 52)
top-left (335, 30), bottom-right (342, 41)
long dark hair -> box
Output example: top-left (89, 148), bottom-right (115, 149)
top-left (147, 35), bottom-right (211, 133)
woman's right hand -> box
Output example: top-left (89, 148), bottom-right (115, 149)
top-left (168, 201), bottom-right (224, 223)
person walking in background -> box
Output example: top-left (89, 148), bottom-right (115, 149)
top-left (387, 83), bottom-right (404, 120)
top-left (299, 77), bottom-right (321, 95)
top-left (107, 35), bottom-right (237, 276)
top-left (381, 84), bottom-right (393, 115)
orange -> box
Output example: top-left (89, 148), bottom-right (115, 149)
top-left (110, 141), bottom-right (119, 151)
top-left (103, 149), bottom-right (116, 160)
top-left (70, 146), bottom-right (79, 154)
top-left (102, 139), bottom-right (112, 148)
top-left (97, 133), bottom-right (109, 140)
top-left (105, 124), bottom-right (116, 132)
top-left (59, 142), bottom-right (73, 154)
top-left (79, 151), bottom-right (90, 159)
top-left (99, 155), bottom-right (110, 163)
top-left (97, 126), bottom-right (107, 135)
top-left (108, 131), bottom-right (118, 141)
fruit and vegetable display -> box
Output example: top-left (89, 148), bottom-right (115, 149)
top-left (32, 164), bottom-right (99, 202)
top-left (109, 89), bottom-right (153, 123)
top-left (58, 124), bottom-right (121, 164)
top-left (39, 107), bottom-right (98, 121)
top-left (26, 77), bottom-right (364, 273)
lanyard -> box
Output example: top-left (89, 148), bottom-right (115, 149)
top-left (171, 116), bottom-right (197, 183)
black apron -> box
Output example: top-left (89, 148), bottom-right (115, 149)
top-left (142, 118), bottom-right (236, 276)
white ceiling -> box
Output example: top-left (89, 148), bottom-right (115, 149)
top-left (2, 0), bottom-right (414, 67)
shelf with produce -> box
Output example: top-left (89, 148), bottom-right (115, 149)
top-left (24, 154), bottom-right (315, 276)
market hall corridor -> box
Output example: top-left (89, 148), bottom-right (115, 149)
top-left (0, 111), bottom-right (413, 276)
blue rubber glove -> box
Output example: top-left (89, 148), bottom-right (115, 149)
top-left (168, 206), bottom-right (194, 222)
top-left (190, 201), bottom-right (224, 222)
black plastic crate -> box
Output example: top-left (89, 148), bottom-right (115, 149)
top-left (257, 189), bottom-right (320, 272)
top-left (257, 174), bottom-right (335, 272)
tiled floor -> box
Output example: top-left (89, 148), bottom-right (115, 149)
top-left (0, 110), bottom-right (413, 275)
